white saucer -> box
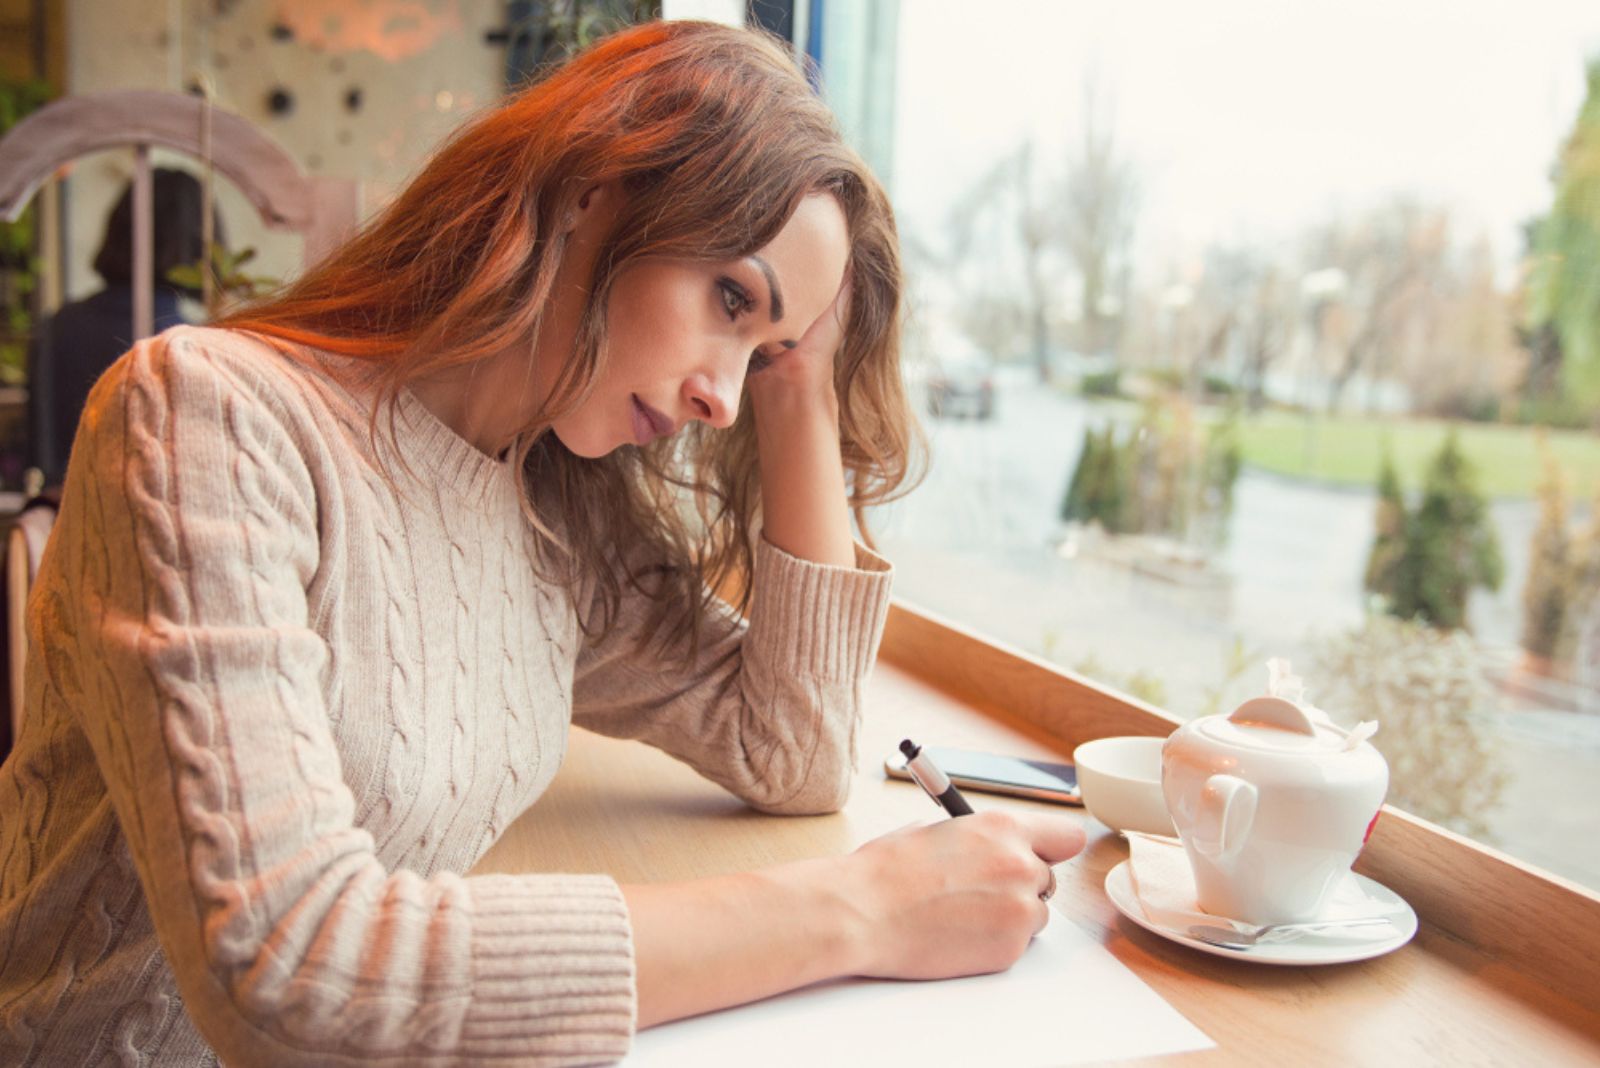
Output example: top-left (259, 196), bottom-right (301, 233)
top-left (1104, 859), bottom-right (1418, 965)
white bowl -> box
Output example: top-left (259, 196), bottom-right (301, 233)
top-left (1072, 736), bottom-right (1176, 836)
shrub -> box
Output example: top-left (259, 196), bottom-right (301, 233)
top-left (1080, 369), bottom-right (1122, 398)
top-left (1312, 614), bottom-right (1507, 839)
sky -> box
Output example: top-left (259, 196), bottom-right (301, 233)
top-left (891, 0), bottom-right (1600, 282)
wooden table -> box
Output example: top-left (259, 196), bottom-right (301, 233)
top-left (474, 605), bottom-right (1600, 1066)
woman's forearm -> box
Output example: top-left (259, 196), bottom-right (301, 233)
top-left (621, 810), bottom-right (1088, 1030)
top-left (621, 854), bottom-right (867, 1028)
top-left (753, 390), bottom-right (856, 568)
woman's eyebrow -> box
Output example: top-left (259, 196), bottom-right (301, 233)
top-left (749, 255), bottom-right (785, 323)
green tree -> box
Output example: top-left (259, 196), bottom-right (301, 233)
top-left (1521, 436), bottom-right (1570, 661)
top-left (0, 79), bottom-right (56, 386)
top-left (1527, 57), bottom-right (1600, 415)
top-left (1061, 400), bottom-right (1242, 545)
top-left (1061, 425), bottom-right (1131, 532)
top-left (1364, 449), bottom-right (1407, 599)
top-left (1391, 432), bottom-right (1503, 630)
top-left (1061, 426), bottom-right (1098, 522)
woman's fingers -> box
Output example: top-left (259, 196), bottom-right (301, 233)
top-left (964, 808), bottom-right (1087, 867)
top-left (1018, 810), bottom-right (1088, 866)
top-left (844, 807), bottom-right (1087, 980)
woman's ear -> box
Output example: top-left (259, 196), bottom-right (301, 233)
top-left (563, 181), bottom-right (618, 236)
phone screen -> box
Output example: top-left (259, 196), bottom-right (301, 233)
top-left (886, 746), bottom-right (1080, 804)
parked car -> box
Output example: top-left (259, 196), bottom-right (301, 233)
top-left (926, 353), bottom-right (996, 419)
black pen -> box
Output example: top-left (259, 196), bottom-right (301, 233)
top-left (899, 738), bottom-right (975, 817)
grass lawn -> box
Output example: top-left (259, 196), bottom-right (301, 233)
top-left (1232, 411), bottom-right (1600, 500)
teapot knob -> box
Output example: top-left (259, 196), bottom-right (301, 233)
top-left (1228, 696), bottom-right (1318, 736)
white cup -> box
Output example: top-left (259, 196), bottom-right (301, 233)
top-left (1073, 736), bottom-right (1177, 837)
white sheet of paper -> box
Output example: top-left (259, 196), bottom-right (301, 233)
top-left (624, 908), bottom-right (1214, 1067)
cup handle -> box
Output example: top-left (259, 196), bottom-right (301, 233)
top-left (1192, 774), bottom-right (1258, 858)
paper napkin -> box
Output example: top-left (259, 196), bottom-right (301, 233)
top-left (1125, 833), bottom-right (1407, 938)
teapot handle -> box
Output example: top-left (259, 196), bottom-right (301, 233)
top-left (1192, 774), bottom-right (1258, 859)
top-left (1229, 696), bottom-right (1318, 736)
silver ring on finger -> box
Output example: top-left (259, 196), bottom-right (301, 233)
top-left (1039, 866), bottom-right (1057, 902)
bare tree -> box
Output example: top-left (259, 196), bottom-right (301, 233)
top-left (1181, 248), bottom-right (1251, 392)
top-left (1413, 236), bottom-right (1524, 419)
top-left (942, 150), bottom-right (1036, 364)
top-left (1059, 75), bottom-right (1138, 361)
top-left (939, 143), bottom-right (1067, 379)
top-left (1236, 263), bottom-right (1299, 410)
top-left (1306, 198), bottom-right (1452, 412)
top-left (934, 73), bottom-right (1140, 382)
top-left (1170, 245), bottom-right (1297, 406)
top-left (1016, 142), bottom-right (1058, 381)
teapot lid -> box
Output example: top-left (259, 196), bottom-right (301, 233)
top-left (1196, 696), bottom-right (1349, 754)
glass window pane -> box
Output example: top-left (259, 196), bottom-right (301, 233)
top-left (822, 0), bottom-right (1600, 892)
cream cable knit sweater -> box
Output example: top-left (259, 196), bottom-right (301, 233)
top-left (0, 325), bottom-right (893, 1066)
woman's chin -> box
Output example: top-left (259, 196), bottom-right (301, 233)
top-left (550, 422), bottom-right (621, 459)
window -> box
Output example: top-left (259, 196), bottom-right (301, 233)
top-left (823, 0), bottom-right (1600, 891)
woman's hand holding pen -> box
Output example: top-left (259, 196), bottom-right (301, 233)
top-left (623, 807), bottom-right (1084, 1027)
top-left (837, 811), bottom-right (1087, 981)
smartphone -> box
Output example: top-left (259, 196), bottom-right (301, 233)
top-left (884, 745), bottom-right (1082, 805)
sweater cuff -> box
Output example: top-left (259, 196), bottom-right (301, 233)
top-left (744, 535), bottom-right (894, 682)
top-left (463, 873), bottom-right (635, 1061)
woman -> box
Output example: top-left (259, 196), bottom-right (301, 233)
top-left (0, 20), bottom-right (1084, 1066)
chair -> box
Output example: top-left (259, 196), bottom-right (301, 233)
top-left (0, 89), bottom-right (359, 758)
top-left (1, 493), bottom-right (57, 756)
top-left (0, 88), bottom-right (360, 340)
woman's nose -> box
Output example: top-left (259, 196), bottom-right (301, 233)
top-left (682, 366), bottom-right (744, 429)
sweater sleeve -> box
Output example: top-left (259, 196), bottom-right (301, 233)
top-left (570, 533), bottom-right (894, 816)
top-left (52, 331), bottom-right (635, 1066)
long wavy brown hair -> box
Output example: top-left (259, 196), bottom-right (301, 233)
top-left (213, 19), bottom-right (923, 656)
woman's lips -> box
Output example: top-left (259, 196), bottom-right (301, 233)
top-left (630, 395), bottom-right (673, 445)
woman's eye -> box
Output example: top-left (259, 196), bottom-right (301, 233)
top-left (717, 279), bottom-right (751, 320)
top-left (749, 350), bottom-right (772, 373)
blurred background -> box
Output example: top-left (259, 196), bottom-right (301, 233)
top-left (1, 0), bottom-right (1597, 892)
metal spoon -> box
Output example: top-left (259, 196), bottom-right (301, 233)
top-left (1188, 915), bottom-right (1398, 950)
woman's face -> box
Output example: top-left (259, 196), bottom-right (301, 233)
top-left (548, 192), bottom-right (851, 458)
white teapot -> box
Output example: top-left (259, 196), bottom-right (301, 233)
top-left (1161, 695), bottom-right (1388, 925)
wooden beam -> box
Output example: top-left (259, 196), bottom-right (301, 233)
top-left (879, 599), bottom-right (1182, 752)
